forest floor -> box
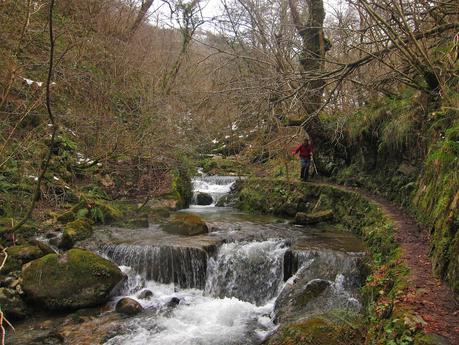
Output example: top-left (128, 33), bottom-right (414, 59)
top-left (321, 182), bottom-right (459, 344)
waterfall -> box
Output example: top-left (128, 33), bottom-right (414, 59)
top-left (101, 244), bottom-right (208, 289)
top-left (191, 175), bottom-right (239, 205)
top-left (205, 240), bottom-right (288, 305)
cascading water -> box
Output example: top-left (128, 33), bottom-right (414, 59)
top-left (97, 173), bottom-right (366, 345)
top-left (101, 244), bottom-right (208, 289)
top-left (205, 240), bottom-right (288, 305)
top-left (191, 175), bottom-right (238, 206)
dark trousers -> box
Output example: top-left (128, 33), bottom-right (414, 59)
top-left (300, 157), bottom-right (310, 181)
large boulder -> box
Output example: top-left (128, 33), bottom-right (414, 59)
top-left (294, 209), bottom-right (334, 225)
top-left (22, 248), bottom-right (124, 311)
top-left (162, 213), bottom-right (208, 236)
top-left (196, 192), bottom-right (213, 206)
top-left (115, 297), bottom-right (143, 316)
top-left (3, 244), bottom-right (45, 274)
top-left (0, 288), bottom-right (29, 320)
top-left (59, 219), bottom-right (93, 249)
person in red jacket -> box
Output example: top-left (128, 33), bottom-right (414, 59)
top-left (292, 138), bottom-right (314, 181)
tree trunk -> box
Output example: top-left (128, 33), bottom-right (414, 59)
top-left (288, 0), bottom-right (327, 135)
top-left (130, 0), bottom-right (154, 36)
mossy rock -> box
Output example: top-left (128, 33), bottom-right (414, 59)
top-left (295, 209), bottom-right (334, 225)
top-left (266, 316), bottom-right (363, 345)
top-left (196, 192), bottom-right (213, 206)
top-left (2, 244), bottom-right (45, 273)
top-left (22, 248), bottom-right (124, 311)
top-left (162, 213), bottom-right (208, 236)
top-left (60, 219), bottom-right (93, 249)
top-left (115, 297), bottom-right (143, 316)
top-left (295, 279), bottom-right (331, 306)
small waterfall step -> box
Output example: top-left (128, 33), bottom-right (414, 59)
top-left (191, 175), bottom-right (240, 206)
top-left (101, 244), bottom-right (208, 289)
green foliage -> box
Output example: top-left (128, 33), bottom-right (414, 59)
top-left (171, 167), bottom-right (193, 209)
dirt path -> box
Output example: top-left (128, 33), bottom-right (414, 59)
top-left (320, 183), bottom-right (459, 344)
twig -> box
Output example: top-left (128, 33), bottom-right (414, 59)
top-left (0, 248), bottom-right (7, 272)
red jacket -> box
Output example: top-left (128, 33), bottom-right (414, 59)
top-left (293, 144), bottom-right (314, 159)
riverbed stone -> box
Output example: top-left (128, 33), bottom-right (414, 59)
top-left (22, 248), bottom-right (124, 311)
top-left (294, 209), bottom-right (334, 225)
top-left (162, 213), bottom-right (208, 236)
top-left (196, 192), bottom-right (213, 205)
top-left (0, 287), bottom-right (29, 320)
top-left (115, 297), bottom-right (143, 316)
top-left (60, 219), bottom-right (93, 249)
top-left (138, 289), bottom-right (154, 299)
top-left (167, 297), bottom-right (181, 308)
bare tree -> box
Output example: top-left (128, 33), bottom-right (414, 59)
top-left (130, 0), bottom-right (155, 36)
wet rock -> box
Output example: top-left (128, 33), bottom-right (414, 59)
top-left (22, 248), bottom-right (124, 311)
top-left (166, 297), bottom-right (180, 308)
top-left (138, 289), bottom-right (154, 300)
top-left (162, 213), bottom-right (208, 236)
top-left (115, 297), bottom-right (143, 316)
top-left (295, 279), bottom-right (331, 306)
top-left (196, 192), bottom-right (213, 205)
top-left (283, 250), bottom-right (299, 282)
top-left (0, 287), bottom-right (29, 320)
top-left (3, 244), bottom-right (45, 274)
top-left (294, 210), bottom-right (334, 225)
top-left (59, 219), bottom-right (93, 249)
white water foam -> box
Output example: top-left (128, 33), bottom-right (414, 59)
top-left (205, 240), bottom-right (288, 305)
top-left (105, 280), bottom-right (276, 345)
top-left (191, 175), bottom-right (238, 206)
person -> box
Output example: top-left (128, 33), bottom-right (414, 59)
top-left (292, 138), bottom-right (314, 181)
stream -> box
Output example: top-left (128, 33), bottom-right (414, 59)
top-left (96, 175), bottom-right (366, 345)
top-left (10, 175), bottom-right (367, 345)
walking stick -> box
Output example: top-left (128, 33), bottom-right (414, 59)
top-left (311, 155), bottom-right (319, 176)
